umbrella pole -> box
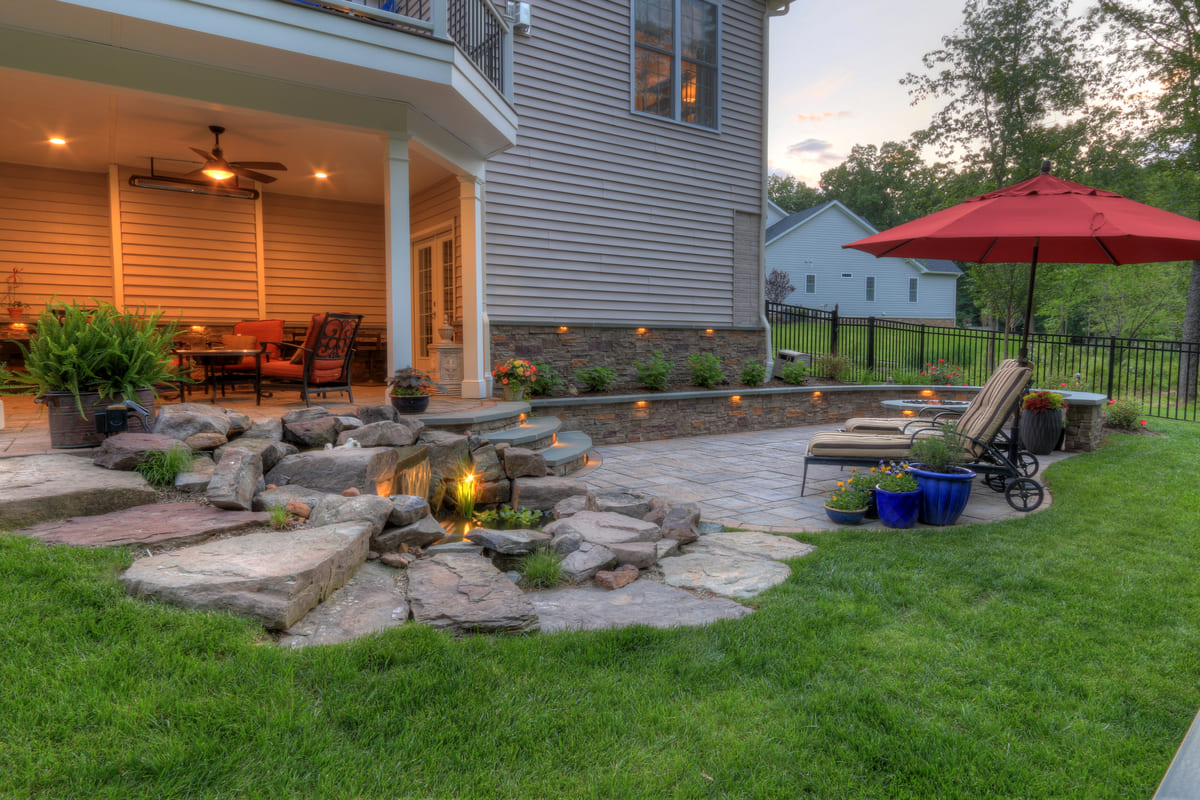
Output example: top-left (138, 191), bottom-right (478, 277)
top-left (1012, 246), bottom-right (1040, 462)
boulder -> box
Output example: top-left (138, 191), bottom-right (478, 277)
top-left (308, 494), bottom-right (395, 537)
top-left (659, 552), bottom-right (792, 600)
top-left (121, 521), bottom-right (373, 630)
top-left (417, 430), bottom-right (470, 482)
top-left (605, 541), bottom-right (659, 569)
top-left (407, 552), bottom-right (538, 634)
top-left (502, 447), bottom-right (549, 479)
top-left (472, 443), bottom-right (504, 483)
top-left (153, 403), bottom-right (234, 440)
top-left (206, 447), bottom-right (262, 511)
top-left (388, 495), bottom-right (431, 527)
top-left (239, 416), bottom-right (283, 441)
top-left (373, 513), bottom-right (446, 552)
top-left (281, 407), bottom-right (334, 426)
top-left (466, 528), bottom-right (551, 555)
top-left (542, 511), bottom-right (660, 547)
top-left (560, 541), bottom-right (617, 583)
top-left (283, 416), bottom-right (343, 449)
top-left (92, 432), bottom-right (185, 471)
top-left (553, 493), bottom-right (597, 519)
top-left (253, 484), bottom-right (332, 513)
top-left (174, 456), bottom-right (216, 493)
top-left (549, 530), bottom-right (584, 556)
top-left (356, 404), bottom-right (401, 424)
top-left (595, 564), bottom-right (640, 590)
top-left (660, 504), bottom-right (702, 545)
top-left (594, 490), bottom-right (654, 519)
top-left (337, 421), bottom-right (419, 448)
top-left (183, 432), bottom-right (228, 451)
top-left (216, 437), bottom-right (298, 474)
top-left (265, 447), bottom-right (403, 496)
top-left (476, 478), bottom-right (511, 506)
top-left (511, 476), bottom-right (589, 512)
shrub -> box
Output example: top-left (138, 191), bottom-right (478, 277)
top-left (1104, 398), bottom-right (1144, 430)
top-left (765, 269), bottom-right (796, 304)
top-left (688, 352), bottom-right (724, 388)
top-left (779, 361), bottom-right (808, 385)
top-left (135, 445), bottom-right (194, 489)
top-left (740, 359), bottom-right (767, 386)
top-left (529, 359), bottom-right (564, 397)
top-left (920, 359), bottom-right (966, 385)
top-left (521, 547), bottom-right (564, 589)
top-left (576, 366), bottom-right (616, 393)
top-left (814, 354), bottom-right (850, 381)
top-left (634, 350), bottom-right (671, 391)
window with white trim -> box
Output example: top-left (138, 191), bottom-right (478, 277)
top-left (805, 274), bottom-right (815, 294)
top-left (909, 277), bottom-right (919, 302)
top-left (865, 276), bottom-right (876, 302)
top-left (633, 0), bottom-right (719, 129)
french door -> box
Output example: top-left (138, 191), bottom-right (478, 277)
top-left (412, 232), bottom-right (457, 374)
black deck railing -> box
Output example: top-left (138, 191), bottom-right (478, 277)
top-left (766, 301), bottom-right (1200, 422)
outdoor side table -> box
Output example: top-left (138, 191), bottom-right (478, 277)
top-left (174, 348), bottom-right (263, 405)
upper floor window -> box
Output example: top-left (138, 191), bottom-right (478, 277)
top-left (805, 274), bottom-right (816, 294)
top-left (865, 276), bottom-right (876, 302)
top-left (633, 0), bottom-right (720, 129)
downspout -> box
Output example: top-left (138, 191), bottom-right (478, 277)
top-left (758, 2), bottom-right (780, 375)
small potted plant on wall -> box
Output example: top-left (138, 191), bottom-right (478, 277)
top-left (4, 267), bottom-right (23, 319)
top-left (387, 366), bottom-right (442, 414)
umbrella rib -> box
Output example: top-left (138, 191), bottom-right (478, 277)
top-left (979, 239), bottom-right (998, 263)
top-left (1096, 238), bottom-right (1119, 264)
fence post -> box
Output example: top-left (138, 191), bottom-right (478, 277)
top-left (830, 305), bottom-right (839, 356)
top-left (1106, 336), bottom-right (1118, 399)
top-left (866, 317), bottom-right (876, 372)
top-left (918, 324), bottom-right (926, 370)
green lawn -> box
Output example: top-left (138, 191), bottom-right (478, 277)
top-left (3, 423), bottom-right (1199, 798)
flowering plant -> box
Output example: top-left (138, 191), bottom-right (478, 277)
top-left (492, 358), bottom-right (538, 389)
top-left (388, 366), bottom-right (442, 396)
top-left (826, 482), bottom-right (871, 511)
top-left (920, 359), bottom-right (967, 386)
top-left (846, 466), bottom-right (878, 493)
top-left (1104, 398), bottom-right (1145, 430)
top-left (875, 461), bottom-right (918, 493)
top-left (1022, 390), bottom-right (1067, 412)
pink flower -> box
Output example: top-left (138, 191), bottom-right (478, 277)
top-left (1108, 399), bottom-right (1116, 405)
top-left (1060, 383), bottom-right (1067, 387)
top-left (1140, 420), bottom-right (1147, 426)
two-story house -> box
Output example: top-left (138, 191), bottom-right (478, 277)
top-left (0, 0), bottom-right (791, 398)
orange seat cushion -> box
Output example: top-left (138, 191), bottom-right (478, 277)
top-left (260, 359), bottom-right (344, 384)
top-left (227, 319), bottom-right (285, 370)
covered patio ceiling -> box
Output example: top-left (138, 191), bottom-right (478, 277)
top-left (0, 66), bottom-right (449, 204)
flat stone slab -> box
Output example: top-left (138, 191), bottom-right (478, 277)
top-left (529, 580), bottom-right (753, 632)
top-left (0, 454), bottom-right (157, 530)
top-left (278, 561), bottom-right (409, 648)
top-left (15, 503), bottom-right (270, 548)
top-left (407, 552), bottom-right (538, 634)
top-left (542, 511), bottom-right (661, 547)
top-left (688, 531), bottom-right (816, 561)
top-left (120, 521), bottom-right (372, 630)
top-left (659, 552), bottom-right (792, 600)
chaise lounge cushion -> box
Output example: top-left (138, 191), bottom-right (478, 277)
top-left (807, 431), bottom-right (923, 460)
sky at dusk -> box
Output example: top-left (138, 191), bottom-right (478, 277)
top-left (766, 0), bottom-right (969, 186)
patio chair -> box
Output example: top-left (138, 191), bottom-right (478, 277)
top-left (801, 358), bottom-right (1046, 511)
top-left (257, 312), bottom-right (363, 407)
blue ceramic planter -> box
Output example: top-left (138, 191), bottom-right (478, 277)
top-left (874, 487), bottom-right (921, 529)
top-left (909, 465), bottom-right (976, 525)
top-left (824, 505), bottom-right (868, 525)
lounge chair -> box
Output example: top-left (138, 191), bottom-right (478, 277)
top-left (802, 358), bottom-right (1045, 511)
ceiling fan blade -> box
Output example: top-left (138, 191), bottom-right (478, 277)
top-left (189, 147), bottom-right (215, 161)
top-left (230, 161), bottom-right (287, 172)
top-left (232, 167), bottom-right (278, 184)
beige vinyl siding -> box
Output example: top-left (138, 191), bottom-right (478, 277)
top-left (119, 170), bottom-right (258, 322)
top-left (262, 194), bottom-right (386, 327)
top-left (485, 0), bottom-right (766, 326)
top-left (0, 162), bottom-right (113, 311)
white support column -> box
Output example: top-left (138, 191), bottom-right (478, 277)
top-left (458, 172), bottom-right (490, 399)
top-left (384, 134), bottom-right (413, 378)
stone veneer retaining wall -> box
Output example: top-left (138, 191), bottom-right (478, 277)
top-left (490, 324), bottom-right (767, 393)
top-left (532, 384), bottom-right (1106, 452)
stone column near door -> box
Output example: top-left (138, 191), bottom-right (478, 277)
top-left (459, 173), bottom-right (490, 399)
top-left (384, 133), bottom-right (413, 377)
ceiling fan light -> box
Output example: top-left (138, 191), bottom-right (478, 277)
top-left (202, 166), bottom-right (236, 181)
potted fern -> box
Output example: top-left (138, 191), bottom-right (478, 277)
top-left (0, 300), bottom-right (179, 447)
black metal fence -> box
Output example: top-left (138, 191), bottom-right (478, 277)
top-left (766, 301), bottom-right (1200, 422)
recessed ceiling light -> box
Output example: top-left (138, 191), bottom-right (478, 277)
top-left (48, 137), bottom-right (67, 146)
top-left (314, 172), bottom-right (328, 179)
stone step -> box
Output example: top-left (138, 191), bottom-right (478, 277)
top-left (541, 430), bottom-right (593, 476)
top-left (481, 416), bottom-right (561, 451)
top-left (418, 400), bottom-right (528, 436)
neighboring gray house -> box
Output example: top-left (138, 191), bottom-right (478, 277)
top-left (765, 200), bottom-right (961, 323)
top-left (0, 0), bottom-right (793, 397)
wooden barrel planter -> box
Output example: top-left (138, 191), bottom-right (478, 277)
top-left (38, 388), bottom-right (158, 449)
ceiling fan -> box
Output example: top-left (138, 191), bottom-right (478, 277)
top-left (189, 125), bottom-right (287, 184)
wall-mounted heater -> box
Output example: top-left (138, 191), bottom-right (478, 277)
top-left (128, 158), bottom-right (259, 199)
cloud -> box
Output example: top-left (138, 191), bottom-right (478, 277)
top-left (787, 138), bottom-right (835, 156)
top-left (794, 110), bottom-right (853, 123)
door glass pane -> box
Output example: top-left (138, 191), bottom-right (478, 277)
top-left (441, 239), bottom-right (455, 333)
top-left (417, 246), bottom-right (433, 358)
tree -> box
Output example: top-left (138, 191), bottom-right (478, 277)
top-left (767, 173), bottom-right (822, 213)
top-left (1093, 0), bottom-right (1200, 402)
top-left (902, 0), bottom-right (1092, 190)
top-left (817, 141), bottom-right (957, 229)
top-left (765, 269), bottom-right (795, 304)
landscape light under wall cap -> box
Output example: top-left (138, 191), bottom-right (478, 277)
top-left (731, 395), bottom-right (741, 403)
top-left (48, 137), bottom-right (67, 145)
top-left (636, 327), bottom-right (647, 334)
top-left (557, 326), bottom-right (568, 333)
top-left (314, 172), bottom-right (328, 179)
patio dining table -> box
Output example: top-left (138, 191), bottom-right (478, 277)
top-left (175, 348), bottom-right (263, 405)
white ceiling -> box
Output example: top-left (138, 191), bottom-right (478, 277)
top-left (0, 66), bottom-right (447, 203)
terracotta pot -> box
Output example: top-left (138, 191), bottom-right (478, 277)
top-left (6, 306), bottom-right (22, 319)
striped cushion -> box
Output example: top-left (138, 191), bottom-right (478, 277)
top-left (807, 431), bottom-right (919, 459)
top-left (953, 359), bottom-right (1030, 454)
top-left (844, 417), bottom-right (939, 434)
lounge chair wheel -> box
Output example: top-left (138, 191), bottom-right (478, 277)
top-left (984, 473), bottom-right (1007, 492)
top-left (1017, 451), bottom-right (1039, 477)
top-left (1004, 477), bottom-right (1044, 512)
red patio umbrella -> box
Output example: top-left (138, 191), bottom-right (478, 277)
top-left (844, 161), bottom-right (1200, 358)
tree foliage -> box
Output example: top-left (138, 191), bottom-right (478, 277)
top-left (767, 173), bottom-right (822, 214)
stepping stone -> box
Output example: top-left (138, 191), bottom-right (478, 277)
top-left (120, 521), bottom-right (373, 630)
top-left (407, 552), bottom-right (538, 634)
top-left (0, 454), bottom-right (157, 530)
top-left (279, 561), bottom-right (409, 648)
top-left (15, 503), bottom-right (269, 548)
top-left (542, 511), bottom-right (660, 547)
top-left (689, 531), bottom-right (816, 561)
top-left (659, 552), bottom-right (792, 599)
top-left (529, 580), bottom-right (753, 632)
